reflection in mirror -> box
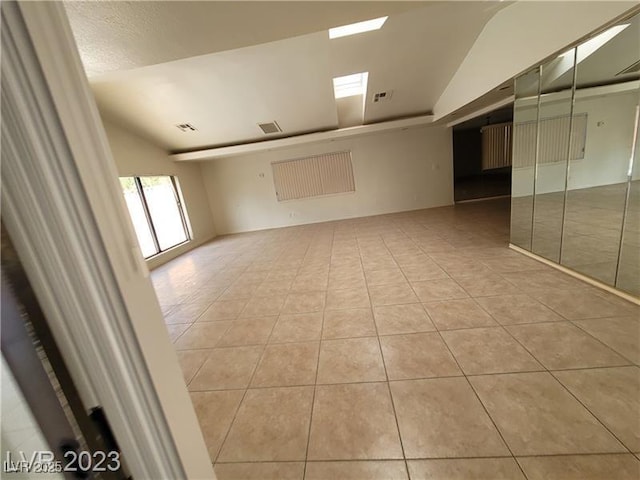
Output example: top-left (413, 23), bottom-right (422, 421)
top-left (561, 14), bottom-right (640, 287)
top-left (510, 68), bottom-right (541, 249)
top-left (617, 104), bottom-right (640, 296)
top-left (530, 54), bottom-right (575, 262)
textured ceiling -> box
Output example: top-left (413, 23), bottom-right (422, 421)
top-left (65, 1), bottom-right (427, 77)
top-left (66, 1), bottom-right (508, 151)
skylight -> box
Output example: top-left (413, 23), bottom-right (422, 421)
top-left (329, 16), bottom-right (388, 39)
top-left (333, 72), bottom-right (369, 99)
top-left (559, 24), bottom-right (629, 64)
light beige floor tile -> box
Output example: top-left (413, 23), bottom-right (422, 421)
top-left (469, 372), bottom-right (625, 455)
top-left (305, 461), bottom-right (408, 479)
top-left (190, 390), bottom-right (243, 459)
top-left (218, 386), bottom-right (314, 462)
top-left (441, 327), bottom-right (543, 375)
top-left (390, 377), bottom-right (509, 458)
top-left (517, 454), bottom-right (640, 480)
top-left (251, 342), bottom-right (319, 387)
top-left (373, 303), bottom-right (436, 335)
top-left (189, 346), bottom-right (262, 390)
top-left (501, 271), bottom-right (583, 291)
top-left (452, 273), bottom-right (521, 297)
top-left (412, 279), bottom-right (469, 301)
top-left (554, 366), bottom-right (640, 451)
top-left (266, 269), bottom-right (298, 281)
top-left (475, 294), bottom-right (563, 325)
top-left (407, 458), bottom-right (525, 480)
top-left (218, 282), bottom-right (261, 301)
top-left (368, 283), bottom-right (418, 306)
top-left (307, 383), bottom-right (403, 460)
top-left (481, 255), bottom-right (542, 273)
top-left (217, 317), bottom-right (277, 347)
top-left (361, 255), bottom-right (398, 271)
top-left (176, 350), bottom-right (210, 384)
top-left (327, 277), bottom-right (368, 291)
top-left (174, 322), bottom-right (232, 350)
top-left (574, 316), bottom-right (640, 363)
top-left (322, 308), bottom-right (376, 339)
top-left (290, 274), bottom-right (328, 292)
top-left (506, 322), bottom-right (630, 369)
top-left (400, 261), bottom-right (449, 282)
top-left (380, 333), bottom-right (461, 380)
top-left (254, 280), bottom-right (293, 297)
top-left (165, 302), bottom-right (210, 324)
top-left (317, 337), bottom-right (386, 384)
top-left (282, 291), bottom-right (326, 314)
top-left (198, 300), bottom-right (248, 322)
top-left (325, 288), bottom-right (370, 310)
top-left (214, 462), bottom-right (304, 480)
top-left (270, 313), bottom-right (323, 343)
top-left (424, 299), bottom-right (497, 330)
top-left (365, 268), bottom-right (407, 286)
top-left (239, 295), bottom-right (286, 318)
top-left (528, 288), bottom-right (634, 319)
top-left (166, 323), bottom-right (190, 342)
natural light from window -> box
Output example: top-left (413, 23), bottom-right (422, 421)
top-left (120, 176), bottom-right (190, 258)
top-left (328, 16), bottom-right (388, 39)
top-left (333, 72), bottom-right (369, 99)
top-left (558, 24), bottom-right (629, 64)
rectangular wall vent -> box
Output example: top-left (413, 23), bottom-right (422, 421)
top-left (272, 151), bottom-right (355, 202)
top-left (258, 121), bottom-right (282, 135)
top-left (616, 60), bottom-right (640, 76)
top-left (176, 123), bottom-right (197, 132)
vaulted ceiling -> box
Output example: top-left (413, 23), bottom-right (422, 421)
top-left (65, 1), bottom-right (509, 152)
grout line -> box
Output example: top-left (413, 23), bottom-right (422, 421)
top-left (211, 296), bottom-right (281, 464)
top-left (155, 203), bottom-right (637, 472)
top-left (302, 231), bottom-right (331, 480)
top-left (359, 234), bottom-right (411, 480)
top-left (494, 321), bottom-right (636, 456)
top-left (212, 450), bottom-right (638, 466)
top-left (383, 230), bottom-right (529, 480)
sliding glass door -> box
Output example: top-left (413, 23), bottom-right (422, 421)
top-left (120, 176), bottom-right (190, 258)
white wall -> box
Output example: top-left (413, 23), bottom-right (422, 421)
top-left (201, 125), bottom-right (453, 234)
top-left (101, 118), bottom-right (216, 268)
top-left (434, 1), bottom-right (636, 120)
top-left (512, 86), bottom-right (638, 197)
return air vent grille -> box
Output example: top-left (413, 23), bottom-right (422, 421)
top-left (176, 123), bottom-right (197, 132)
top-left (373, 90), bottom-right (393, 103)
top-left (616, 60), bottom-right (640, 76)
top-left (258, 121), bottom-right (282, 135)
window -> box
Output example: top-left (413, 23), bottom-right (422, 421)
top-left (119, 176), bottom-right (190, 258)
top-left (272, 151), bottom-right (355, 201)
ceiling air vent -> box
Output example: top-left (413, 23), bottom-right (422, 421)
top-left (373, 90), bottom-right (393, 103)
top-left (616, 60), bottom-right (640, 76)
top-left (258, 121), bottom-right (282, 135)
top-left (176, 123), bottom-right (197, 132)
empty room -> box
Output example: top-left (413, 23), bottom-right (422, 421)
top-left (1, 1), bottom-right (640, 479)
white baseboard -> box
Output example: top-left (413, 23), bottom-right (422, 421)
top-left (509, 243), bottom-right (640, 306)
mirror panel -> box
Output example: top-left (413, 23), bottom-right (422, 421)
top-left (510, 11), bottom-right (639, 300)
top-left (510, 68), bottom-right (540, 249)
top-left (616, 101), bottom-right (640, 296)
top-left (530, 55), bottom-right (575, 262)
top-left (560, 15), bottom-right (640, 285)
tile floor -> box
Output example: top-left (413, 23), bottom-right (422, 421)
top-left (152, 198), bottom-right (640, 480)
